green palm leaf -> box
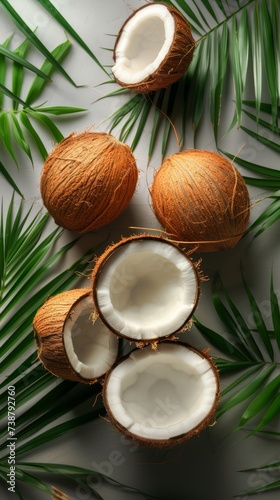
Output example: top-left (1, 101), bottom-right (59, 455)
top-left (0, 200), bottom-right (161, 500)
top-left (12, 38), bottom-right (30, 110)
top-left (222, 100), bottom-right (280, 237)
top-left (237, 374), bottom-right (280, 429)
top-left (0, 33), bottom-right (13, 109)
top-left (19, 111), bottom-right (48, 159)
top-left (194, 270), bottom-right (280, 433)
top-left (240, 456), bottom-right (280, 496)
top-left (241, 267), bottom-right (274, 361)
top-left (0, 42), bottom-right (49, 80)
top-left (0, 37), bottom-right (87, 192)
top-left (209, 23), bottom-right (228, 142)
top-left (260, 0), bottom-right (279, 127)
top-left (246, 190), bottom-right (280, 238)
top-left (0, 161), bottom-right (23, 196)
top-left (8, 463), bottom-right (159, 500)
top-left (216, 365), bottom-right (275, 419)
top-left (238, 479), bottom-right (280, 496)
top-left (251, 2), bottom-right (262, 120)
top-left (190, 35), bottom-right (210, 137)
top-left (24, 39), bottom-right (72, 106)
top-left (0, 82), bottom-right (32, 109)
top-left (0, 0), bottom-right (79, 87)
top-left (9, 112), bottom-right (33, 163)
top-left (36, 0), bottom-right (109, 76)
top-left (0, 197), bottom-right (120, 498)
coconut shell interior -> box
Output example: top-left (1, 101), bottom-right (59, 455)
top-left (33, 288), bottom-right (119, 384)
top-left (103, 341), bottom-right (220, 447)
top-left (91, 234), bottom-right (200, 343)
top-left (112, 3), bottom-right (195, 93)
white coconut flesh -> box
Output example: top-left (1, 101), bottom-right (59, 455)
top-left (105, 343), bottom-right (218, 441)
top-left (95, 240), bottom-right (199, 341)
top-left (113, 4), bottom-right (175, 85)
top-left (63, 296), bottom-right (118, 379)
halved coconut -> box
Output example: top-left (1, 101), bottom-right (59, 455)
top-left (103, 342), bottom-right (219, 446)
top-left (112, 3), bottom-right (195, 93)
top-left (92, 235), bottom-right (200, 343)
top-left (33, 289), bottom-right (119, 383)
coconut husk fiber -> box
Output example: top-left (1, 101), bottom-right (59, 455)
top-left (151, 149), bottom-right (251, 252)
top-left (40, 132), bottom-right (138, 232)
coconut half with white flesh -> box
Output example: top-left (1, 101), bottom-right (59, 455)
top-left (103, 342), bottom-right (220, 446)
top-left (33, 289), bottom-right (119, 383)
top-left (92, 235), bottom-right (200, 343)
top-left (112, 3), bottom-right (195, 93)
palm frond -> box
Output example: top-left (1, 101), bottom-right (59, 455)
top-left (0, 37), bottom-right (87, 192)
top-left (0, 83), bottom-right (32, 109)
top-left (12, 38), bottom-right (30, 110)
top-left (247, 191), bottom-right (280, 238)
top-left (36, 0), bottom-right (109, 76)
top-left (222, 100), bottom-right (280, 237)
top-left (0, 0), bottom-right (78, 87)
top-left (0, 33), bottom-right (13, 110)
top-left (0, 160), bottom-right (23, 196)
top-left (2, 462), bottom-right (160, 500)
top-left (24, 39), bottom-right (72, 106)
top-left (0, 41), bottom-right (49, 81)
top-left (193, 271), bottom-right (280, 433)
top-left (0, 197), bottom-right (123, 498)
top-left (239, 459), bottom-right (280, 496)
top-left (101, 0), bottom-right (280, 158)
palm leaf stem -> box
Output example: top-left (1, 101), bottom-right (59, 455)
top-left (196, 0), bottom-right (255, 41)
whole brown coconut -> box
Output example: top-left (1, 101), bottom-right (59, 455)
top-left (150, 150), bottom-right (250, 252)
top-left (40, 132), bottom-right (138, 232)
top-left (112, 3), bottom-right (195, 93)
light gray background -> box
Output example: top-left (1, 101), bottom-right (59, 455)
top-left (0, 1), bottom-right (279, 499)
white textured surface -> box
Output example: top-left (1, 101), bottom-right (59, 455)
top-left (64, 297), bottom-right (119, 379)
top-left (1, 1), bottom-right (280, 500)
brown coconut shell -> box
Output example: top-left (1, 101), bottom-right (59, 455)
top-left (33, 289), bottom-right (102, 384)
top-left (112, 3), bottom-right (195, 93)
top-left (40, 132), bottom-right (138, 232)
top-left (102, 341), bottom-right (220, 447)
top-left (91, 234), bottom-right (201, 344)
top-left (150, 149), bottom-right (251, 252)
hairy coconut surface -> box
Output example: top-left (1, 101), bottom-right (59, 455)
top-left (103, 342), bottom-right (220, 446)
top-left (112, 3), bottom-right (195, 93)
top-left (40, 132), bottom-right (138, 232)
top-left (151, 149), bottom-right (250, 252)
top-left (33, 289), bottom-right (119, 383)
top-left (92, 235), bottom-right (200, 343)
